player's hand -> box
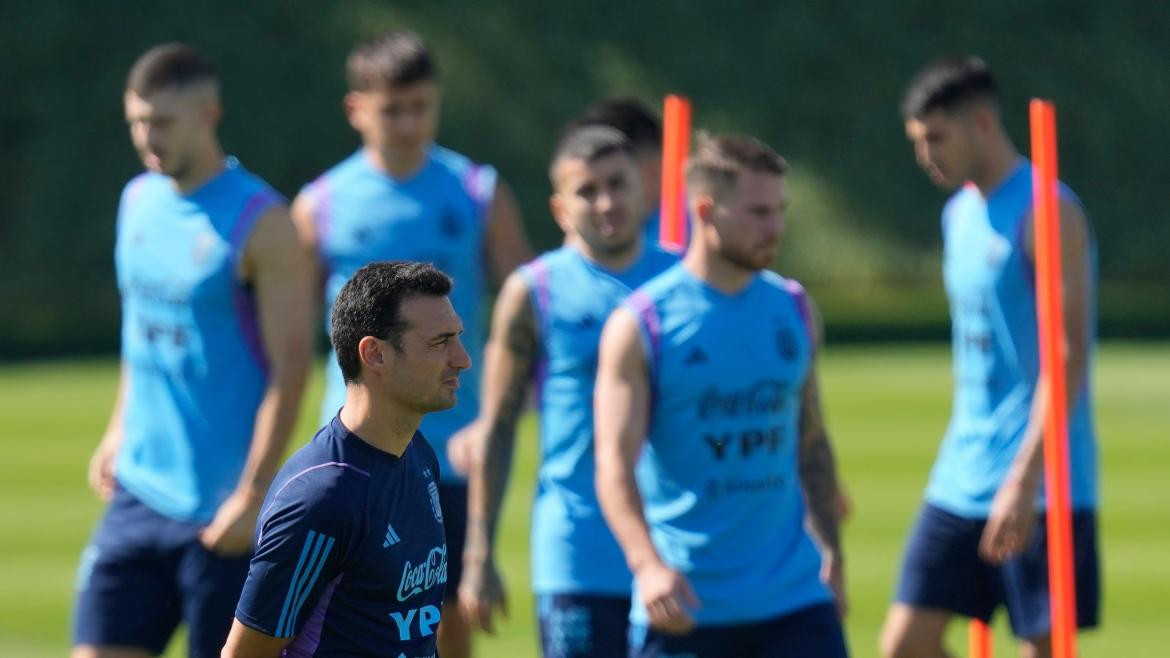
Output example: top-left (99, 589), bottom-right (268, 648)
top-left (636, 560), bottom-right (700, 635)
top-left (87, 431), bottom-right (121, 502)
top-left (446, 418), bottom-right (486, 479)
top-left (980, 475), bottom-right (1038, 564)
top-left (200, 490), bottom-right (262, 556)
top-left (821, 551), bottom-right (849, 618)
top-left (458, 557), bottom-right (508, 634)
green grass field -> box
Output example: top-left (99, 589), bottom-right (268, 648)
top-left (1, 343), bottom-right (1166, 657)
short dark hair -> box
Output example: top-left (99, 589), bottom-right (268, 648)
top-left (901, 55), bottom-right (999, 119)
top-left (330, 261), bottom-right (453, 382)
top-left (347, 30), bottom-right (437, 91)
top-left (685, 132), bottom-right (788, 198)
top-left (568, 97), bottom-right (662, 153)
top-left (549, 125), bottom-right (634, 183)
top-left (126, 43), bottom-right (218, 96)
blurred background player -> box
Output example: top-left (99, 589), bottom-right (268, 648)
top-left (880, 56), bottom-right (1100, 658)
top-left (595, 133), bottom-right (849, 657)
top-left (73, 43), bottom-right (313, 658)
top-left (225, 262), bottom-right (469, 657)
top-left (290, 29), bottom-right (532, 658)
top-left (458, 126), bottom-right (677, 657)
top-left (565, 98), bottom-right (671, 248)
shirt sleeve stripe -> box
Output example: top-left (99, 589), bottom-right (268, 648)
top-left (288, 535), bottom-right (336, 634)
top-left (275, 529), bottom-right (319, 637)
top-left (275, 530), bottom-right (336, 638)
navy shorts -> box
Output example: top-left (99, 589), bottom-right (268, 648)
top-left (629, 601), bottom-right (848, 658)
top-left (72, 485), bottom-right (251, 657)
top-left (438, 483), bottom-right (468, 600)
top-left (538, 593), bottom-right (631, 658)
top-left (895, 503), bottom-right (1100, 639)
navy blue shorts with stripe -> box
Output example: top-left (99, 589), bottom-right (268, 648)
top-left (895, 503), bottom-right (1100, 639)
top-left (538, 592), bottom-right (631, 658)
top-left (629, 601), bottom-right (848, 658)
top-left (72, 484), bottom-right (251, 657)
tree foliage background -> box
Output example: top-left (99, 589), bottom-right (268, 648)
top-left (3, 0), bottom-right (1167, 355)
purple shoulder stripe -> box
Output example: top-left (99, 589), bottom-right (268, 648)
top-left (523, 258), bottom-right (552, 397)
top-left (782, 278), bottom-right (814, 346)
top-left (307, 177), bottom-right (333, 248)
top-left (229, 187), bottom-right (284, 374)
top-left (232, 285), bottom-right (269, 375)
top-left (463, 164), bottom-right (497, 223)
top-left (125, 173), bottom-right (152, 205)
top-left (624, 290), bottom-right (662, 376)
top-left (525, 258), bottom-right (553, 330)
top-left (230, 188), bottom-right (282, 262)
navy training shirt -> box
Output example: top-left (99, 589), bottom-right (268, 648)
top-left (235, 416), bottom-right (447, 657)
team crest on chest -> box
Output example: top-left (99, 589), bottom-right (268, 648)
top-left (427, 481), bottom-right (443, 524)
top-left (575, 313), bottom-right (600, 331)
top-left (776, 326), bottom-right (798, 361)
top-left (351, 225), bottom-right (375, 245)
top-left (438, 208), bottom-right (462, 239)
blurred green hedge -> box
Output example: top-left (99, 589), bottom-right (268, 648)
top-left (3, 0), bottom-right (1167, 356)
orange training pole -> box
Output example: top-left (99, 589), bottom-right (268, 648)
top-left (1029, 98), bottom-right (1078, 658)
top-left (969, 619), bottom-right (993, 658)
top-left (659, 95), bottom-right (691, 252)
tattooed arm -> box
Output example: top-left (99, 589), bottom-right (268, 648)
top-left (458, 271), bottom-right (538, 633)
top-left (796, 296), bottom-right (848, 617)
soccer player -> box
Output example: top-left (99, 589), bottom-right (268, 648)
top-left (566, 98), bottom-right (673, 246)
top-left (289, 30), bottom-right (531, 657)
top-left (73, 43), bottom-right (313, 658)
top-left (880, 56), bottom-right (1100, 658)
top-left (223, 261), bottom-right (469, 656)
top-left (458, 126), bottom-right (677, 657)
top-left (594, 133), bottom-right (849, 658)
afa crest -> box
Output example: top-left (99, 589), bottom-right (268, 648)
top-left (438, 208), bottom-right (463, 239)
top-left (776, 327), bottom-right (798, 361)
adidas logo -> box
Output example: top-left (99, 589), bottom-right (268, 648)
top-left (684, 346), bottom-right (708, 365)
top-left (382, 523), bottom-right (401, 548)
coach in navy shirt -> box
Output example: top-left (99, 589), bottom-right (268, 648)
top-left (224, 261), bottom-right (472, 657)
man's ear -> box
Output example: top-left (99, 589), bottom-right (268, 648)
top-left (973, 102), bottom-right (999, 134)
top-left (693, 194), bottom-right (716, 225)
top-left (343, 92), bottom-right (362, 132)
top-left (357, 335), bottom-right (385, 374)
top-left (549, 192), bottom-right (573, 234)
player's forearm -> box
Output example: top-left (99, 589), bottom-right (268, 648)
top-left (597, 451), bottom-right (663, 574)
top-left (464, 403), bottom-right (523, 560)
top-left (102, 364), bottom-right (129, 443)
top-left (465, 322), bottom-right (535, 559)
top-left (799, 433), bottom-right (843, 556)
top-left (236, 355), bottom-right (310, 500)
top-left (1010, 332), bottom-right (1089, 488)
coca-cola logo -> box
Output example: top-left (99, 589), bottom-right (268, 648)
top-left (697, 379), bottom-right (791, 419)
top-left (396, 545), bottom-right (448, 602)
